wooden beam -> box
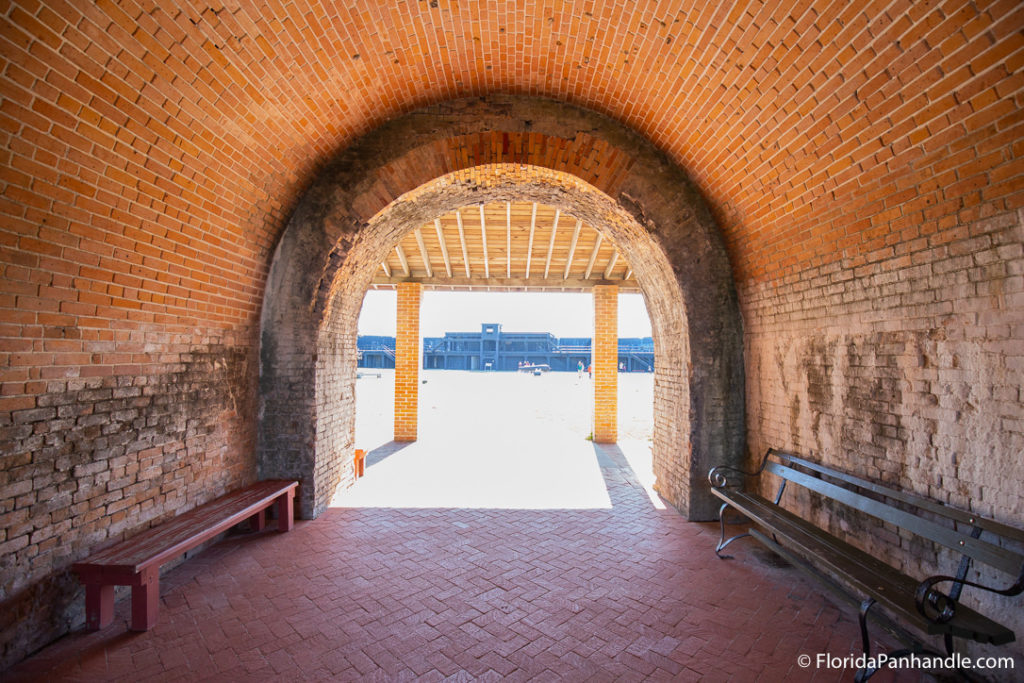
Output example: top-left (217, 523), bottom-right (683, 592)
top-left (456, 209), bottom-right (470, 277)
top-left (395, 244), bottom-right (410, 277)
top-left (505, 202), bottom-right (511, 278)
top-left (563, 219), bottom-right (582, 280)
top-left (371, 274), bottom-right (641, 292)
top-left (414, 227), bottom-right (432, 278)
top-left (381, 260), bottom-right (391, 277)
top-left (625, 267), bottom-right (633, 281)
top-left (525, 202), bottom-right (537, 278)
top-left (543, 209), bottom-right (559, 279)
top-left (603, 251), bottom-right (619, 280)
top-left (434, 218), bottom-right (452, 278)
top-left (583, 232), bottom-right (603, 280)
top-left (479, 204), bottom-right (489, 278)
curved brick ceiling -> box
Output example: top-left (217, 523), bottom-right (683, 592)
top-left (2, 1), bottom-right (1020, 329)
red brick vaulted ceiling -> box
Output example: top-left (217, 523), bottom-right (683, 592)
top-left (1, 1), bottom-right (1021, 329)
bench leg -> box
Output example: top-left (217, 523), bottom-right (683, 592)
top-left (84, 583), bottom-right (115, 630)
top-left (250, 508), bottom-right (266, 532)
top-left (715, 502), bottom-right (751, 559)
top-left (130, 577), bottom-right (160, 631)
top-left (853, 599), bottom-right (877, 682)
top-left (855, 599), bottom-right (947, 683)
top-left (277, 489), bottom-right (294, 532)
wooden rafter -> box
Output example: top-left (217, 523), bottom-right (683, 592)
top-left (382, 202), bottom-right (640, 291)
top-left (543, 209), bottom-right (559, 279)
top-left (434, 218), bottom-right (452, 277)
top-left (479, 204), bottom-right (489, 278)
top-left (395, 244), bottom-right (410, 277)
top-left (455, 209), bottom-right (470, 277)
top-left (583, 232), bottom-right (603, 280)
top-left (603, 250), bottom-right (619, 280)
top-left (414, 227), bottom-right (432, 278)
top-left (564, 219), bottom-right (582, 280)
top-left (525, 202), bottom-right (537, 278)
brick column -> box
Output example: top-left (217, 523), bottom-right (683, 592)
top-left (593, 285), bottom-right (618, 443)
top-left (394, 282), bottom-right (421, 441)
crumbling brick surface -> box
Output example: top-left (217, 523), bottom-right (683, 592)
top-left (0, 331), bottom-right (258, 668)
top-left (744, 208), bottom-right (1024, 664)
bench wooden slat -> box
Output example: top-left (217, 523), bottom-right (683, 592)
top-left (713, 488), bottom-right (1015, 645)
top-left (772, 450), bottom-right (1024, 545)
top-left (76, 483), bottom-right (282, 568)
top-left (74, 480), bottom-right (297, 574)
top-left (746, 527), bottom-right (924, 648)
top-left (763, 461), bottom-right (1022, 576)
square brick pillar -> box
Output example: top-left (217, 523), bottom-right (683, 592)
top-left (593, 285), bottom-right (618, 443)
top-left (394, 282), bottom-right (421, 441)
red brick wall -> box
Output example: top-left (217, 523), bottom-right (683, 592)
top-left (6, 1), bottom-right (1017, 307)
top-left (1, 0), bottom-right (1020, 305)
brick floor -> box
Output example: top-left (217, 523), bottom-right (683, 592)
top-left (8, 441), bottom-right (927, 681)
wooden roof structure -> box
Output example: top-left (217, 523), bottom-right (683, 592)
top-left (371, 201), bottom-right (638, 292)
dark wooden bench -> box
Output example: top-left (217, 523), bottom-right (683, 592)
top-left (72, 479), bottom-right (298, 632)
top-left (709, 449), bottom-right (1024, 681)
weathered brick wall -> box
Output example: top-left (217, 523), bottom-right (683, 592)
top-left (0, 325), bottom-right (258, 668)
top-left (744, 210), bottom-right (1024, 662)
top-left (592, 285), bottom-right (618, 443)
top-left (312, 323), bottom-right (358, 513)
top-left (728, 2), bottom-right (1024, 665)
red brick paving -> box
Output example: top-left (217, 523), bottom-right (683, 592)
top-left (8, 444), bottom-right (926, 681)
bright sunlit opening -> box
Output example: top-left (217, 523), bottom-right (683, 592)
top-left (338, 290), bottom-right (660, 511)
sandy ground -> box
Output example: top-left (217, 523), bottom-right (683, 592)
top-left (333, 369), bottom-right (658, 509)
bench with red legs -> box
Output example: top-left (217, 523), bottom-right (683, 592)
top-left (72, 479), bottom-right (298, 632)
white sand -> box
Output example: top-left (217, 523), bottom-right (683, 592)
top-left (333, 369), bottom-right (658, 509)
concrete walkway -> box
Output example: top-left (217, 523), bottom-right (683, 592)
top-left (9, 372), bottom-right (918, 681)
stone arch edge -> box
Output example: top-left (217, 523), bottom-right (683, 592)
top-left (258, 95), bottom-right (744, 521)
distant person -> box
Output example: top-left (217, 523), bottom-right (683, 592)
top-left (587, 364), bottom-right (592, 379)
top-left (619, 362), bottom-right (625, 371)
top-left (577, 360), bottom-right (584, 378)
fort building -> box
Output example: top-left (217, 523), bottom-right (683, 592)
top-left (359, 324), bottom-right (654, 373)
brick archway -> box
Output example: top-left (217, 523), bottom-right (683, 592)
top-left (260, 96), bottom-right (743, 520)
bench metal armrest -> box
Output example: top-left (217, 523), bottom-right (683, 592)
top-left (708, 449), bottom-right (774, 489)
top-left (915, 567), bottom-right (1024, 624)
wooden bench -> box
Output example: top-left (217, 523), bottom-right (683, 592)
top-left (72, 479), bottom-right (298, 632)
top-left (709, 449), bottom-right (1024, 681)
